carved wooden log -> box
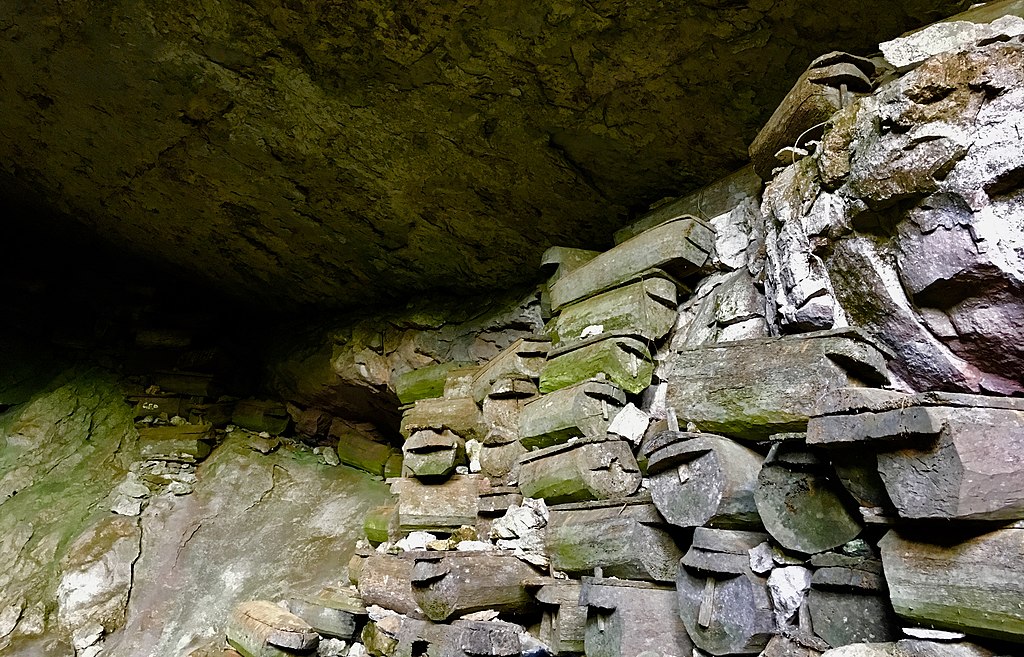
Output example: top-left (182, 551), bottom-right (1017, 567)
top-left (470, 337), bottom-right (549, 403)
top-left (356, 552), bottom-right (421, 617)
top-left (549, 216), bottom-right (714, 311)
top-left (677, 528), bottom-right (775, 656)
top-left (749, 51), bottom-right (875, 179)
top-left (394, 361), bottom-right (475, 404)
top-left (481, 377), bottom-right (538, 442)
top-left (533, 580), bottom-right (586, 655)
top-left (403, 429), bottom-right (465, 479)
top-left (400, 396), bottom-right (484, 441)
top-left (879, 525), bottom-right (1024, 642)
top-left (546, 496), bottom-right (682, 582)
top-left (518, 379), bottom-right (626, 450)
top-left (664, 329), bottom-right (890, 440)
top-left (288, 588), bottom-right (366, 640)
top-left (410, 551), bottom-right (540, 621)
top-left (540, 246), bottom-right (602, 319)
top-left (807, 560), bottom-right (895, 648)
top-left (644, 430), bottom-right (763, 529)
top-left (363, 505), bottom-right (395, 544)
top-left (152, 370), bottom-right (218, 397)
top-left (517, 439), bottom-right (641, 504)
top-left (232, 399), bottom-right (291, 435)
top-left (139, 423), bottom-right (214, 462)
top-left (581, 577), bottom-right (693, 657)
top-left (539, 335), bottom-right (654, 395)
top-left (444, 619), bottom-right (524, 657)
top-left (393, 475), bottom-right (485, 533)
top-left (549, 275), bottom-right (678, 347)
top-left (755, 442), bottom-right (862, 554)
top-left (226, 600), bottom-right (318, 657)
top-left (811, 390), bottom-right (1024, 521)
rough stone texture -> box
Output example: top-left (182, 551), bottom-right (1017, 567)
top-left (760, 38), bottom-right (1024, 394)
top-left (0, 1), bottom-right (970, 307)
top-left (880, 526), bottom-right (1024, 643)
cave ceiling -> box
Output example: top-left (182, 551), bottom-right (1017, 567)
top-left (0, 0), bottom-right (971, 309)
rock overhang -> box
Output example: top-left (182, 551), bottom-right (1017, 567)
top-left (0, 0), bottom-right (973, 309)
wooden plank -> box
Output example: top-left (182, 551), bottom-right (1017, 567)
top-left (549, 216), bottom-right (713, 311)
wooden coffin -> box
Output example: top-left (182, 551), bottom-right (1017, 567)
top-left (539, 335), bottom-right (654, 395)
top-left (749, 51), bottom-right (875, 180)
top-left (410, 551), bottom-right (540, 621)
top-left (546, 496), bottom-right (682, 582)
top-left (548, 275), bottom-right (678, 348)
top-left (392, 475), bottom-right (485, 533)
top-left (879, 525), bottom-right (1024, 643)
top-left (644, 431), bottom-right (763, 529)
top-left (232, 399), bottom-right (291, 435)
top-left (548, 216), bottom-right (713, 311)
top-left (664, 328), bottom-right (890, 440)
top-left (677, 528), bottom-right (775, 656)
top-left (356, 552), bottom-right (421, 617)
top-left (518, 379), bottom-right (626, 450)
top-left (469, 337), bottom-right (549, 403)
top-left (403, 429), bottom-right (466, 479)
top-left (533, 580), bottom-right (586, 655)
top-left (581, 577), bottom-right (692, 657)
top-left (400, 396), bottom-right (484, 441)
top-left (517, 439), bottom-right (641, 504)
top-left (226, 600), bottom-right (318, 657)
top-left (287, 588), bottom-right (366, 640)
top-left (754, 442), bottom-right (862, 554)
top-left (139, 423), bottom-right (214, 462)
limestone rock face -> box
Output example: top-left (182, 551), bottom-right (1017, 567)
top-left (761, 38), bottom-right (1024, 393)
top-left (0, 0), bottom-right (969, 306)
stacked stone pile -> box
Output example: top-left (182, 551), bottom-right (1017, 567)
top-left (217, 5), bottom-right (1024, 657)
